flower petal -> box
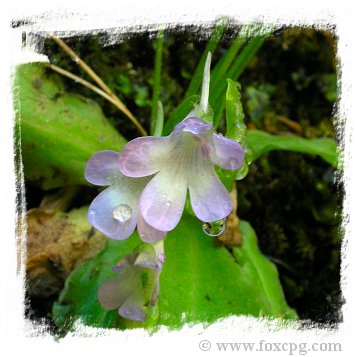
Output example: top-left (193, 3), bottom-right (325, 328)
top-left (137, 213), bottom-right (167, 243)
top-left (118, 136), bottom-right (173, 177)
top-left (98, 269), bottom-right (138, 310)
top-left (188, 160), bottom-right (232, 222)
top-left (119, 287), bottom-right (147, 322)
top-left (140, 170), bottom-right (187, 231)
top-left (112, 254), bottom-right (136, 272)
top-left (210, 133), bottom-right (245, 170)
top-left (174, 116), bottom-right (213, 135)
top-left (85, 150), bottom-right (121, 186)
top-left (88, 186), bottom-right (138, 240)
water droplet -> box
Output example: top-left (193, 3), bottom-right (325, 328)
top-left (235, 160), bottom-right (249, 180)
top-left (166, 200), bottom-right (171, 207)
top-left (112, 204), bottom-right (132, 223)
top-left (245, 147), bottom-right (254, 165)
top-left (202, 219), bottom-right (226, 237)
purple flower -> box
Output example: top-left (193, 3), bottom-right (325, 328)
top-left (85, 150), bottom-right (166, 242)
top-left (98, 244), bottom-right (165, 322)
top-left (118, 116), bottom-right (245, 232)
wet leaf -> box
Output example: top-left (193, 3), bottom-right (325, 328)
top-left (14, 63), bottom-right (127, 190)
top-left (158, 217), bottom-right (297, 326)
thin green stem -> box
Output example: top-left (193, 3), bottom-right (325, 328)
top-left (151, 29), bottom-right (164, 135)
top-left (152, 240), bottom-right (165, 255)
top-left (200, 52), bottom-right (211, 113)
top-left (153, 101), bottom-right (164, 136)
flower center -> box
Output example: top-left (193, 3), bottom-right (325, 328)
top-left (112, 204), bottom-right (132, 223)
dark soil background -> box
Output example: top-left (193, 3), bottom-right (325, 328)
top-left (25, 24), bottom-right (342, 325)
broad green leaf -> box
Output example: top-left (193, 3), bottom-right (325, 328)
top-left (247, 130), bottom-right (338, 167)
top-left (158, 216), bottom-right (297, 326)
top-left (53, 215), bottom-right (296, 332)
top-left (14, 63), bottom-right (127, 190)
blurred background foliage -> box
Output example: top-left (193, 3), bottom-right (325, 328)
top-left (22, 24), bottom-right (342, 329)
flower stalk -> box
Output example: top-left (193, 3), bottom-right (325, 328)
top-left (200, 51), bottom-right (211, 113)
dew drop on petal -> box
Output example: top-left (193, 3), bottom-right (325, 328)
top-left (166, 200), bottom-right (171, 207)
top-left (202, 219), bottom-right (226, 237)
top-left (112, 204), bottom-right (133, 223)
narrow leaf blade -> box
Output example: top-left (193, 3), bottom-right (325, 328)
top-left (247, 130), bottom-right (339, 166)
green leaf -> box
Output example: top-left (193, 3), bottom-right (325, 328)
top-left (210, 35), bottom-right (245, 88)
top-left (247, 130), bottom-right (339, 167)
top-left (14, 63), bottom-right (127, 190)
top-left (232, 221), bottom-right (297, 318)
top-left (225, 79), bottom-right (246, 143)
top-left (219, 79), bottom-right (252, 184)
top-left (53, 215), bottom-right (296, 332)
top-left (158, 216), bottom-right (297, 326)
